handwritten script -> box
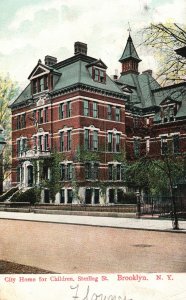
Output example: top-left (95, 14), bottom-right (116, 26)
top-left (70, 284), bottom-right (133, 300)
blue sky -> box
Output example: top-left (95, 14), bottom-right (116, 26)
top-left (0, 0), bottom-right (185, 88)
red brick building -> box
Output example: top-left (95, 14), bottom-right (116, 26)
top-left (10, 36), bottom-right (186, 204)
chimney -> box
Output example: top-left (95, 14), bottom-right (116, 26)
top-left (74, 42), bottom-right (87, 55)
top-left (142, 69), bottom-right (152, 76)
top-left (113, 69), bottom-right (118, 80)
top-left (45, 55), bottom-right (57, 66)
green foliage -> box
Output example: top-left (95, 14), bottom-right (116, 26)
top-left (0, 74), bottom-right (19, 180)
top-left (126, 156), bottom-right (185, 196)
top-left (142, 23), bottom-right (186, 85)
top-left (75, 147), bottom-right (100, 162)
top-left (117, 192), bottom-right (137, 204)
top-left (11, 188), bottom-right (40, 205)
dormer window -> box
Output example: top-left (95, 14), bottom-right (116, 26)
top-left (32, 75), bottom-right (49, 95)
top-left (93, 68), bottom-right (106, 83)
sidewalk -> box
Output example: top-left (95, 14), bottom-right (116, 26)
top-left (0, 211), bottom-right (186, 232)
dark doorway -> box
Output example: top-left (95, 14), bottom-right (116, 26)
top-left (27, 165), bottom-right (33, 187)
top-left (94, 189), bottom-right (100, 204)
top-left (85, 189), bottom-right (92, 204)
top-left (60, 189), bottom-right (65, 204)
top-left (109, 189), bottom-right (115, 203)
top-left (67, 189), bottom-right (73, 204)
top-left (44, 189), bottom-right (50, 203)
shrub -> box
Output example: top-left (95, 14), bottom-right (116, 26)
top-left (117, 192), bottom-right (137, 204)
top-left (11, 188), bottom-right (40, 205)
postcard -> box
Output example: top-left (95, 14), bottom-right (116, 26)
top-left (0, 0), bottom-right (185, 299)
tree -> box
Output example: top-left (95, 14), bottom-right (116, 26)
top-left (0, 74), bottom-right (19, 193)
top-left (126, 154), bottom-right (185, 229)
top-left (141, 23), bottom-right (186, 86)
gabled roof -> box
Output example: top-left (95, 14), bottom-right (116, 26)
top-left (159, 97), bottom-right (179, 106)
top-left (11, 53), bottom-right (126, 109)
top-left (119, 34), bottom-right (141, 62)
top-left (86, 59), bottom-right (107, 69)
top-left (28, 61), bottom-right (60, 79)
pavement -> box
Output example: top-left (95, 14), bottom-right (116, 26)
top-left (0, 211), bottom-right (186, 232)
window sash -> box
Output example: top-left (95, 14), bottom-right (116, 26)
top-left (60, 132), bottom-right (64, 152)
top-left (60, 164), bottom-right (66, 180)
top-left (67, 130), bottom-right (71, 150)
top-left (67, 164), bottom-right (72, 180)
top-left (84, 129), bottom-right (90, 150)
top-left (108, 165), bottom-right (113, 180)
top-left (59, 103), bottom-right (64, 119)
top-left (84, 101), bottom-right (89, 116)
top-left (93, 131), bottom-right (98, 150)
top-left (115, 107), bottom-right (120, 121)
top-left (67, 102), bottom-right (72, 118)
top-left (93, 102), bottom-right (98, 118)
top-left (107, 105), bottom-right (112, 120)
top-left (115, 134), bottom-right (120, 152)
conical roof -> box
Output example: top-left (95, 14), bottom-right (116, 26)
top-left (119, 34), bottom-right (141, 62)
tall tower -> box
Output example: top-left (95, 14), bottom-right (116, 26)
top-left (119, 34), bottom-right (141, 75)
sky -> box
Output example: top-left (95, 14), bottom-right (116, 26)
top-left (0, 0), bottom-right (185, 89)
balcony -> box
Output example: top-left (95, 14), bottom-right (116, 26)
top-left (18, 148), bottom-right (51, 160)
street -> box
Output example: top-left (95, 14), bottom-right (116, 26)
top-left (0, 217), bottom-right (185, 273)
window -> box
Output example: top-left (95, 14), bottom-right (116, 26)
top-left (33, 136), bottom-right (37, 152)
top-left (33, 80), bottom-right (37, 94)
top-left (38, 109), bottom-right (43, 124)
top-left (161, 137), bottom-right (168, 155)
top-left (85, 162), bottom-right (92, 179)
top-left (67, 163), bottom-right (73, 180)
top-left (173, 135), bottom-right (180, 154)
top-left (84, 100), bottom-right (89, 116)
top-left (44, 75), bottom-right (49, 90)
top-left (17, 114), bottom-right (26, 129)
top-left (17, 140), bottom-right (21, 156)
top-left (32, 76), bottom-right (49, 94)
top-left (107, 105), bottom-right (112, 120)
top-left (67, 189), bottom-right (73, 203)
top-left (134, 117), bottom-right (140, 128)
top-left (108, 164), bottom-right (121, 181)
top-left (108, 164), bottom-right (113, 180)
top-left (108, 133), bottom-right (113, 152)
top-left (84, 129), bottom-right (90, 150)
top-left (43, 134), bottom-right (49, 151)
top-left (93, 102), bottom-right (98, 118)
top-left (93, 130), bottom-right (98, 151)
top-left (134, 138), bottom-right (140, 157)
top-left (43, 166), bottom-right (50, 180)
top-left (60, 189), bottom-right (65, 203)
top-left (17, 116), bottom-right (21, 129)
top-left (115, 134), bottom-right (120, 152)
top-left (38, 77), bottom-right (44, 92)
top-left (60, 132), bottom-right (64, 152)
top-left (59, 103), bottom-right (64, 119)
top-left (17, 138), bottom-right (27, 156)
top-left (38, 135), bottom-right (42, 151)
top-left (44, 107), bottom-right (48, 123)
top-left (116, 165), bottom-right (121, 180)
top-left (93, 163), bottom-right (99, 180)
top-left (115, 107), bottom-right (120, 121)
top-left (85, 162), bottom-right (99, 180)
top-left (66, 101), bottom-right (72, 118)
top-left (67, 130), bottom-right (71, 151)
top-left (93, 68), bottom-right (106, 83)
top-left (21, 114), bottom-right (26, 128)
top-left (60, 164), bottom-right (66, 180)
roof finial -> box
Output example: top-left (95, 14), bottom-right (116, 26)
top-left (127, 22), bottom-right (132, 35)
